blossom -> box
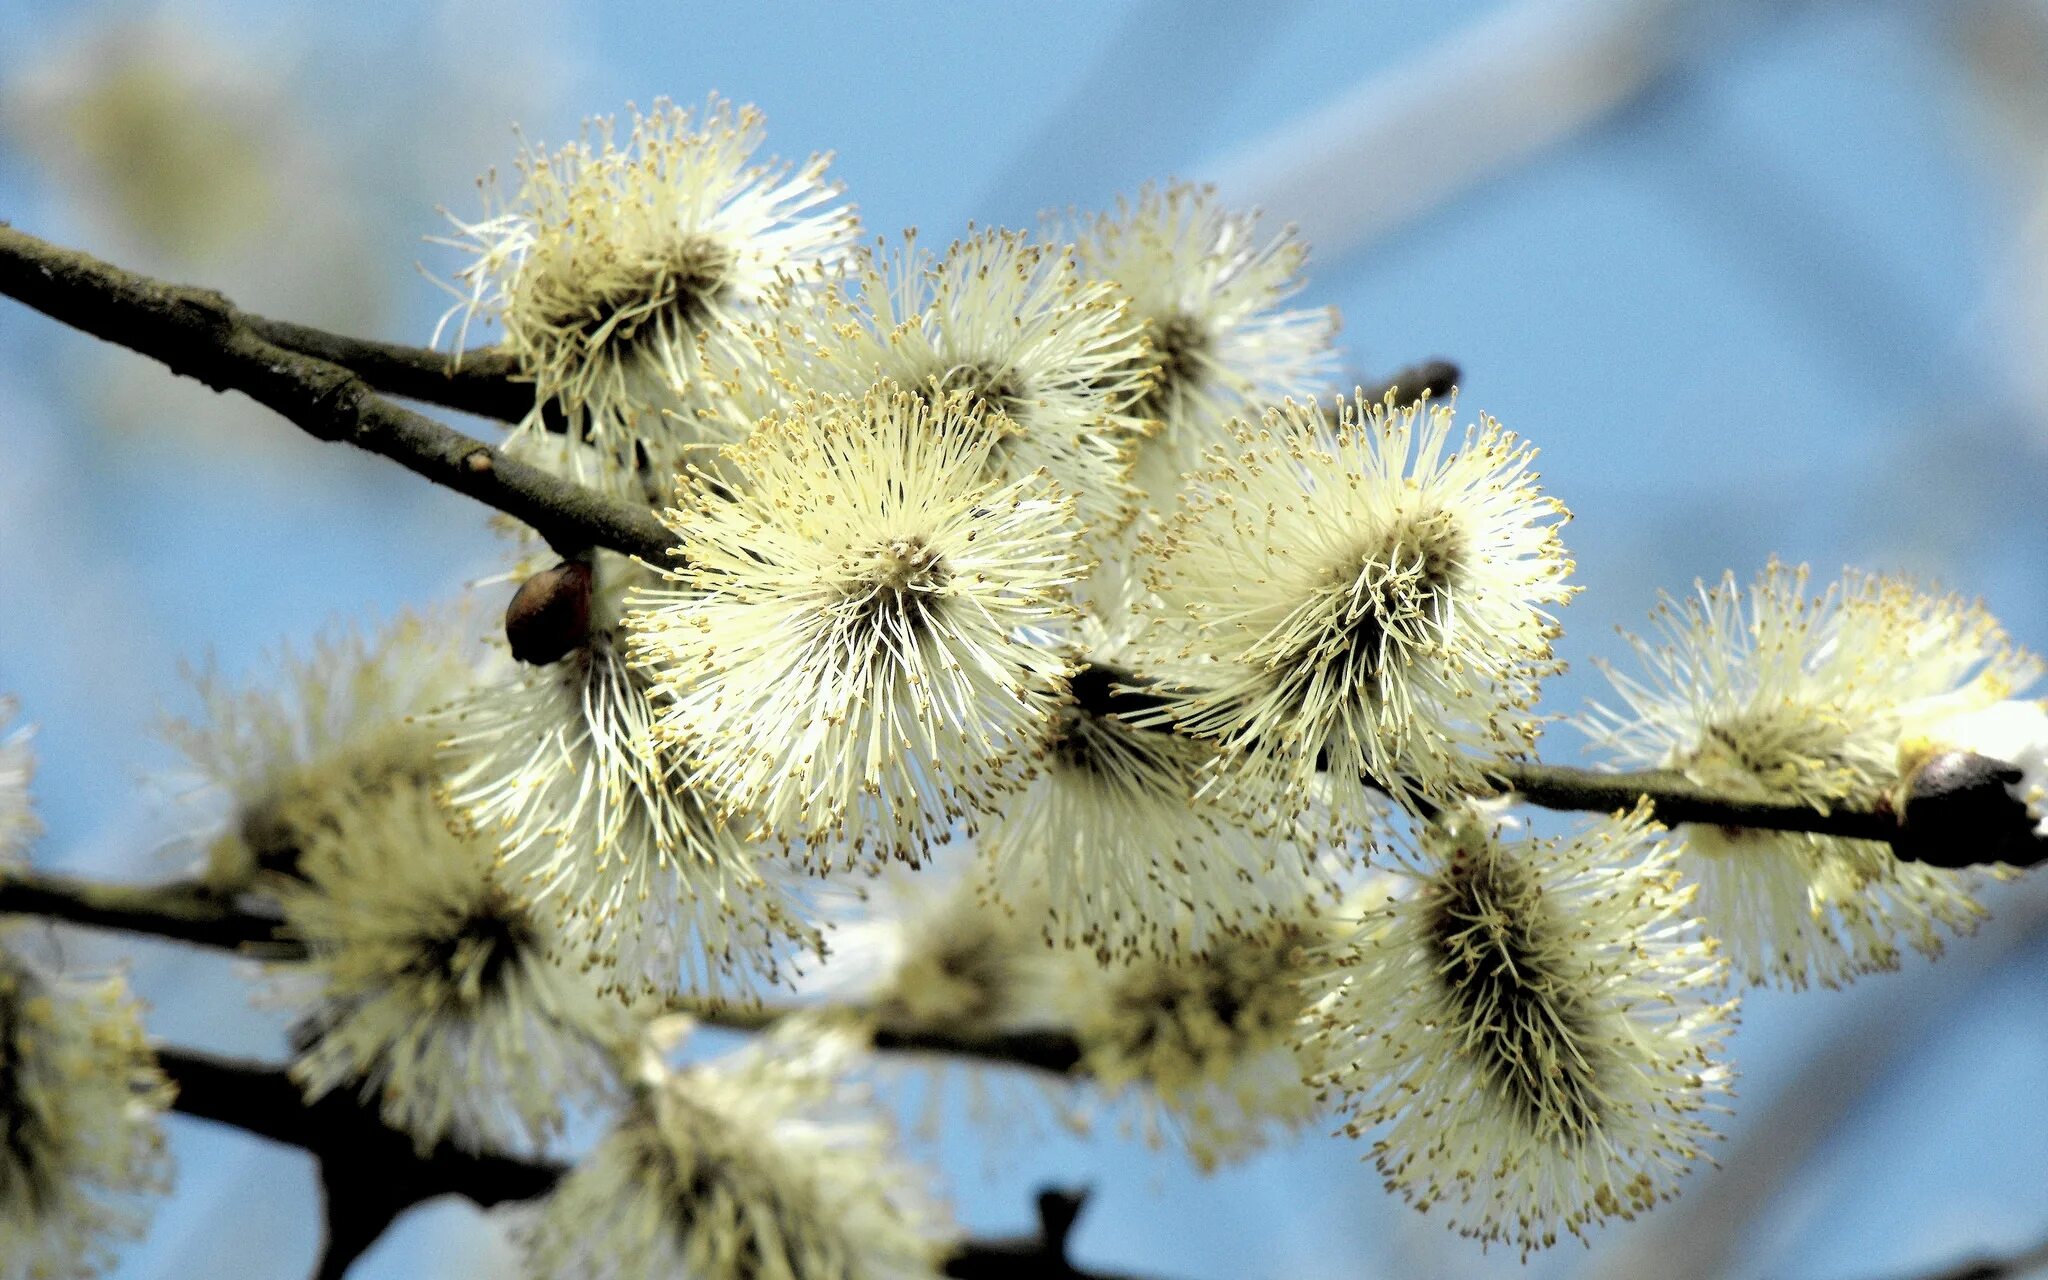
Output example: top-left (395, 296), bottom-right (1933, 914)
top-left (979, 612), bottom-right (1334, 961)
top-left (790, 229), bottom-right (1149, 540)
top-left (436, 96), bottom-right (858, 483)
top-left (524, 1023), bottom-right (950, 1280)
top-left (628, 384), bottom-right (1085, 868)
top-left (1067, 869), bottom-right (1340, 1169)
top-left (771, 861), bottom-right (1074, 1145)
top-left (1307, 804), bottom-right (1733, 1256)
top-left (0, 698), bottom-right (36, 866)
top-left (439, 551), bottom-right (817, 998)
top-left (278, 779), bottom-right (623, 1154)
top-left (810, 862), bottom-right (1050, 1038)
top-left (0, 942), bottom-right (173, 1280)
top-left (163, 612), bottom-right (477, 891)
top-left (1584, 563), bottom-right (2041, 987)
top-left (1131, 393), bottom-right (1574, 816)
top-left (1069, 182), bottom-right (1337, 502)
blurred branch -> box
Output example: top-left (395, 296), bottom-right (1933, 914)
top-left (158, 1047), bottom-right (1166, 1280)
top-left (1208, 0), bottom-right (1689, 258)
top-left (3, 877), bottom-right (1087, 1071)
top-left (0, 224), bottom-right (668, 559)
top-left (160, 1046), bottom-right (559, 1279)
top-left (944, 1187), bottom-right (1154, 1280)
top-left (0, 870), bottom-right (293, 953)
top-left (1893, 1236), bottom-right (2048, 1280)
top-left (1589, 885), bottom-right (2048, 1280)
top-left (1355, 358), bottom-right (1461, 405)
top-left (2, 226), bottom-right (2036, 867)
top-left (672, 997), bottom-right (1083, 1075)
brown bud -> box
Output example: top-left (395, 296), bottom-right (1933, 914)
top-left (1896, 750), bottom-right (2035, 868)
top-left (505, 560), bottom-right (593, 666)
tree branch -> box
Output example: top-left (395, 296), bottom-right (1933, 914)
top-left (161, 1046), bottom-right (558, 1279)
top-left (672, 998), bottom-right (1083, 1075)
top-left (0, 870), bottom-right (295, 954)
top-left (238, 313), bottom-right (538, 425)
top-left (2, 875), bottom-right (1085, 1074)
top-left (1490, 760), bottom-right (2048, 868)
top-left (1071, 669), bottom-right (2046, 867)
top-left (1490, 760), bottom-right (1902, 840)
top-left (943, 1187), bottom-right (1155, 1280)
top-left (1879, 1234), bottom-right (2048, 1280)
top-left (0, 224), bottom-right (668, 559)
top-left (1355, 357), bottom-right (1461, 405)
top-left (4, 226), bottom-right (2036, 867)
top-left (157, 1048), bottom-right (1168, 1280)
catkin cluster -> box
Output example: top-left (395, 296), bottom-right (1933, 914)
top-left (7, 94), bottom-right (2045, 1278)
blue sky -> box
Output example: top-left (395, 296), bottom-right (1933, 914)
top-left (3, 2), bottom-right (2047, 1277)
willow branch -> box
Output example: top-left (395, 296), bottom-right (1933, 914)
top-left (4, 876), bottom-right (1079, 1073)
top-left (1488, 761), bottom-right (1902, 840)
top-left (1882, 1235), bottom-right (2048, 1280)
top-left (0, 224), bottom-right (668, 559)
top-left (1069, 667), bottom-right (2040, 865)
top-left (3, 226), bottom-right (2034, 866)
top-left (238, 313), bottom-right (539, 424)
top-left (1491, 760), bottom-right (2048, 868)
top-left (671, 998), bottom-right (1083, 1075)
top-left (157, 1048), bottom-right (1164, 1280)
top-left (1355, 357), bottom-right (1460, 405)
top-left (0, 871), bottom-right (295, 954)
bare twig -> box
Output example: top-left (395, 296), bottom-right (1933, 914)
top-left (1071, 669), bottom-right (2046, 867)
top-left (161, 1046), bottom-right (560, 1279)
top-left (0, 871), bottom-right (295, 954)
top-left (0, 224), bottom-right (668, 559)
top-left (1489, 760), bottom-right (1903, 840)
top-left (1876, 1234), bottom-right (2048, 1280)
top-left (239, 313), bottom-right (539, 425)
top-left (1356, 358), bottom-right (1461, 405)
top-left (157, 1048), bottom-right (1167, 1280)
top-left (945, 1187), bottom-right (1155, 1280)
top-left (2, 877), bottom-right (1084, 1073)
top-left (672, 997), bottom-right (1083, 1075)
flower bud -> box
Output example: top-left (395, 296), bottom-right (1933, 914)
top-left (505, 561), bottom-right (592, 666)
top-left (1897, 750), bottom-right (2040, 868)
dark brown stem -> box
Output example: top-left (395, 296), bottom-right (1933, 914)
top-left (157, 1048), bottom-right (1163, 1280)
top-left (945, 1187), bottom-right (1153, 1280)
top-left (239, 314), bottom-right (539, 424)
top-left (0, 872), bottom-right (297, 954)
top-left (1492, 759), bottom-right (2048, 868)
top-left (1357, 357), bottom-right (1461, 405)
top-left (1880, 1234), bottom-right (2048, 1280)
top-left (0, 224), bottom-right (668, 559)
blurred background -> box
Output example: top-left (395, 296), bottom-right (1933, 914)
top-left (2, 1), bottom-right (2046, 1277)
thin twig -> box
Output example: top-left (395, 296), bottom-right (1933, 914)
top-left (1356, 358), bottom-right (1461, 405)
top-left (2, 879), bottom-right (1082, 1073)
top-left (157, 1047), bottom-right (1166, 1280)
top-left (0, 871), bottom-right (295, 954)
top-left (1879, 1235), bottom-right (2048, 1280)
top-left (1490, 760), bottom-right (1901, 840)
top-left (0, 224), bottom-right (668, 559)
top-left (239, 313), bottom-right (538, 425)
top-left (672, 997), bottom-right (1083, 1075)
